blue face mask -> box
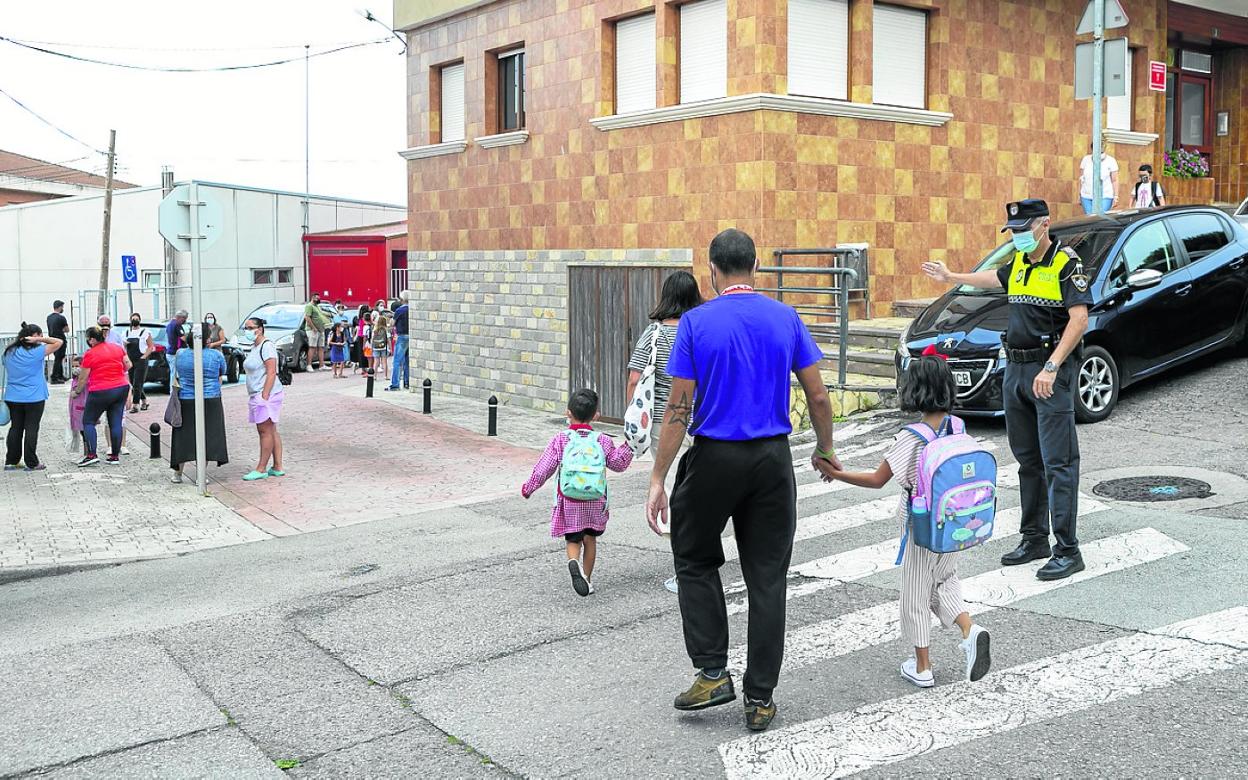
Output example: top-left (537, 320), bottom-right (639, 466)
top-left (1011, 230), bottom-right (1039, 254)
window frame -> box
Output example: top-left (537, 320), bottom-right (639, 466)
top-left (440, 61), bottom-right (466, 143)
top-left (614, 11), bottom-right (657, 114)
top-left (787, 0), bottom-right (850, 101)
top-left (497, 48), bottom-right (526, 131)
top-left (1106, 219), bottom-right (1185, 289)
top-left (871, 2), bottom-right (928, 110)
top-left (678, 0), bottom-right (728, 105)
top-left (1165, 212), bottom-right (1234, 264)
top-left (1106, 48), bottom-right (1133, 132)
top-left (277, 268), bottom-right (294, 285)
top-left (251, 269), bottom-right (275, 287)
top-left (141, 271), bottom-right (163, 290)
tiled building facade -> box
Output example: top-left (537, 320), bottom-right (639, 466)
top-left (396, 0), bottom-right (1248, 412)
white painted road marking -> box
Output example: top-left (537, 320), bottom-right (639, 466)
top-left (719, 606), bottom-right (1248, 779)
top-left (795, 480), bottom-right (854, 501)
top-left (724, 499), bottom-right (897, 562)
top-left (728, 527), bottom-right (1187, 675)
top-left (723, 497), bottom-right (1109, 616)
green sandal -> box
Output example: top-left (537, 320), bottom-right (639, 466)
top-left (267, 468), bottom-right (286, 477)
top-left (242, 470), bottom-right (269, 481)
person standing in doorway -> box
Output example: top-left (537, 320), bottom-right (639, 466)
top-left (922, 198), bottom-right (1090, 581)
top-left (1079, 142), bottom-right (1119, 214)
top-left (626, 270), bottom-right (703, 593)
top-left (386, 293), bottom-right (410, 391)
top-left (125, 313), bottom-right (155, 412)
top-left (1131, 164), bottom-right (1167, 208)
top-left (46, 301), bottom-right (69, 384)
top-left (646, 228), bottom-right (841, 733)
top-left (302, 294), bottom-right (330, 370)
top-left (3, 324), bottom-right (62, 471)
top-left (242, 317), bottom-right (285, 481)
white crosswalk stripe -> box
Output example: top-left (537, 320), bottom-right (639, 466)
top-left (723, 498), bottom-right (897, 562)
top-left (719, 606), bottom-right (1248, 779)
top-left (722, 497), bottom-right (1110, 615)
top-left (727, 527), bottom-right (1188, 675)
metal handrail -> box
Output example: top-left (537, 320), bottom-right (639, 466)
top-left (756, 265), bottom-right (859, 386)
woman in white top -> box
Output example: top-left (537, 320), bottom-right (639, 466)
top-left (124, 313), bottom-right (155, 412)
top-left (1079, 143), bottom-right (1119, 215)
top-left (241, 317), bottom-right (284, 482)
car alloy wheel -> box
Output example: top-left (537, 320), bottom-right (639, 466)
top-left (1075, 345), bottom-right (1119, 424)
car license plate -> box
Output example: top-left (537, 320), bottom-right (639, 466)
top-left (953, 370), bottom-right (973, 387)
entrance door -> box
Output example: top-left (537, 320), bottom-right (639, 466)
top-left (568, 265), bottom-right (682, 422)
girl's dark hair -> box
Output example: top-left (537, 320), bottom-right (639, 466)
top-left (899, 356), bottom-right (957, 414)
top-left (85, 326), bottom-right (105, 345)
top-left (247, 317), bottom-right (266, 331)
top-left (4, 323), bottom-right (41, 356)
top-left (650, 271), bottom-right (704, 321)
top-left (568, 388), bottom-right (599, 423)
top-left (358, 304), bottom-right (370, 318)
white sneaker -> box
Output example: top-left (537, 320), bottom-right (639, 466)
top-left (961, 625), bottom-right (991, 682)
top-left (170, 472), bottom-right (183, 484)
top-left (586, 580), bottom-right (596, 595)
top-left (900, 657), bottom-right (935, 688)
top-left (120, 446), bottom-right (131, 456)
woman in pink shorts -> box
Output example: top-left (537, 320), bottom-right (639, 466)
top-left (241, 317), bottom-right (285, 481)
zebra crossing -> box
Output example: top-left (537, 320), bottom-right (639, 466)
top-left (704, 418), bottom-right (1245, 778)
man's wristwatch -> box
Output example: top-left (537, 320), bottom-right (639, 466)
top-left (1042, 360), bottom-right (1059, 374)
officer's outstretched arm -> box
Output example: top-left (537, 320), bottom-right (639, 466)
top-left (921, 261), bottom-right (1002, 290)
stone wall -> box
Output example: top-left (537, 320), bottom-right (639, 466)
top-left (406, 247), bottom-right (689, 412)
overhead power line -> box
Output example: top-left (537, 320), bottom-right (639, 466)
top-left (0, 36), bottom-right (394, 72)
top-left (0, 84), bottom-right (104, 154)
top-left (7, 38), bottom-right (382, 52)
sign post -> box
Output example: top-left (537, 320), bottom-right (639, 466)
top-left (121, 254), bottom-right (138, 316)
top-left (1075, 0), bottom-right (1128, 215)
top-left (158, 183), bottom-right (223, 497)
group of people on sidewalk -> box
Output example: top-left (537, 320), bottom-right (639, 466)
top-left (301, 294), bottom-right (411, 390)
top-left (522, 207), bottom-right (1087, 733)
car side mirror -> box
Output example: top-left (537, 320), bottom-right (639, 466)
top-left (1127, 268), bottom-right (1163, 290)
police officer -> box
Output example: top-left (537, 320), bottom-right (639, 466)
top-left (921, 198), bottom-right (1090, 580)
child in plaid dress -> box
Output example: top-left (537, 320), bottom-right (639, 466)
top-left (522, 389), bottom-right (633, 596)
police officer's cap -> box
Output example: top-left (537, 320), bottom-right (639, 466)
top-left (1000, 199), bottom-right (1050, 232)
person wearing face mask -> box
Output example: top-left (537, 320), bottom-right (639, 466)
top-left (922, 199), bottom-right (1090, 582)
top-left (1132, 163), bottom-right (1167, 209)
top-left (204, 313), bottom-right (226, 351)
top-left (125, 313), bottom-right (155, 412)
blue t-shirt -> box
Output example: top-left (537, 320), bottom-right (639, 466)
top-left (165, 319), bottom-right (184, 355)
top-left (175, 347), bottom-right (225, 399)
top-left (392, 304), bottom-right (409, 336)
top-left (2, 346), bottom-right (49, 403)
top-left (666, 293), bottom-right (824, 441)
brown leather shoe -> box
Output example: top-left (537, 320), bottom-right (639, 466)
top-left (744, 697), bottom-right (777, 731)
top-left (673, 672), bottom-right (736, 711)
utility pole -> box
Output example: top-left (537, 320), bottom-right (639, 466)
top-left (1090, 0), bottom-right (1105, 214)
top-left (96, 129), bottom-right (117, 317)
top-left (303, 43), bottom-right (311, 301)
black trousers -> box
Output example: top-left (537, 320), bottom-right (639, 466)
top-left (1003, 360), bottom-right (1081, 556)
top-left (129, 358), bottom-right (148, 404)
top-left (51, 343), bottom-right (67, 382)
top-left (5, 400), bottom-right (45, 467)
top-left (669, 435), bottom-right (796, 700)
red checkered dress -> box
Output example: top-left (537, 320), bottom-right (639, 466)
top-left (522, 425), bottom-right (634, 537)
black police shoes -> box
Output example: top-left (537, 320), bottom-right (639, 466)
top-left (1000, 541), bottom-right (1051, 566)
top-left (1036, 553), bottom-right (1085, 581)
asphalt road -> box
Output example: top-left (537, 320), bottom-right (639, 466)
top-left (2, 348), bottom-right (1246, 778)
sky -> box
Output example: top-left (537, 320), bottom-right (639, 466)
top-left (1, 0), bottom-right (409, 205)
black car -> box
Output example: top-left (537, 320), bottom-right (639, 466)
top-left (144, 322), bottom-right (244, 392)
top-left (898, 206), bottom-right (1248, 423)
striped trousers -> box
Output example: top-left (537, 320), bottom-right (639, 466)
top-left (899, 531), bottom-right (966, 648)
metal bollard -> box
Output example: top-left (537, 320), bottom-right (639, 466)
top-left (487, 395), bottom-right (498, 436)
top-left (422, 378), bottom-right (432, 414)
top-left (365, 368), bottom-right (375, 398)
top-left (149, 423), bottom-right (161, 458)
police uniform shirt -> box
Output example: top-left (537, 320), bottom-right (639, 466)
top-left (995, 241), bottom-right (1093, 349)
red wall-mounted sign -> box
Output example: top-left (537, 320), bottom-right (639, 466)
top-left (1149, 61), bottom-right (1167, 92)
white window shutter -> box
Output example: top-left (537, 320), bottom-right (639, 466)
top-left (872, 4), bottom-right (926, 109)
top-left (788, 0), bottom-right (849, 100)
top-left (1107, 52), bottom-right (1132, 130)
top-left (616, 13), bottom-right (657, 114)
top-left (440, 63), bottom-right (465, 142)
top-left (680, 0), bottom-right (727, 104)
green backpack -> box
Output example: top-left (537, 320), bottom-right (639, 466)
top-left (559, 430), bottom-right (608, 501)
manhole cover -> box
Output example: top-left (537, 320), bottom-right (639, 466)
top-left (345, 563), bottom-right (380, 576)
top-left (1093, 476), bottom-right (1214, 502)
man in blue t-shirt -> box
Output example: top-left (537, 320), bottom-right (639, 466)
top-left (647, 228), bottom-right (841, 732)
top-left (386, 294), bottom-right (410, 391)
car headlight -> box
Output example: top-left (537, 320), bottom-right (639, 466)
top-left (896, 321), bottom-right (913, 361)
top-left (274, 334), bottom-right (295, 347)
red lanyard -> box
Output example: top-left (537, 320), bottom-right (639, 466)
top-left (720, 284), bottom-right (755, 296)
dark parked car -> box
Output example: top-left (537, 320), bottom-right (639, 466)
top-left (898, 206), bottom-right (1248, 423)
top-left (224, 301), bottom-right (340, 372)
top-left (145, 322), bottom-right (244, 392)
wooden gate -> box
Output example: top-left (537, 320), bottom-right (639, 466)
top-left (568, 264), bottom-right (684, 422)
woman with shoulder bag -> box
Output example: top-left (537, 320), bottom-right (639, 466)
top-left (625, 271), bottom-right (703, 593)
top-left (169, 323), bottom-right (230, 484)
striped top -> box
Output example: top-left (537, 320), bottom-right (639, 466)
top-left (884, 430), bottom-right (924, 533)
top-left (627, 322), bottom-right (678, 423)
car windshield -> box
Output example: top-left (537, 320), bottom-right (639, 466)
top-left (956, 228), bottom-right (1119, 294)
top-left (238, 305), bottom-right (303, 333)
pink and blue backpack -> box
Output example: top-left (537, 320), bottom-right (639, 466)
top-left (896, 416), bottom-right (998, 563)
